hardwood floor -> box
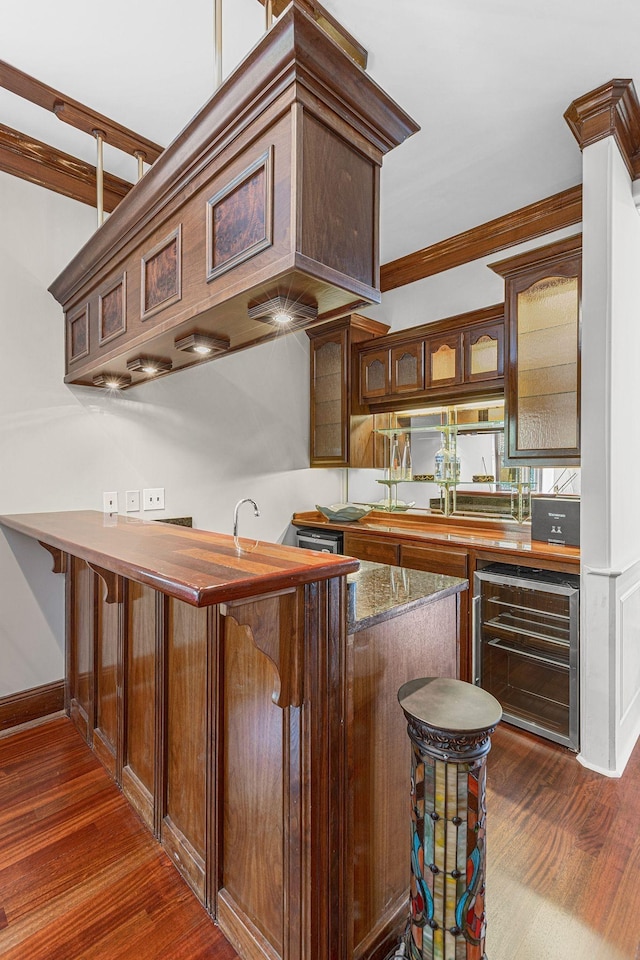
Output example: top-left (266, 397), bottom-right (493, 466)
top-left (0, 716), bottom-right (638, 959)
top-left (0, 718), bottom-right (237, 960)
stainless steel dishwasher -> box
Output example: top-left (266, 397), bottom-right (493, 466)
top-left (474, 563), bottom-right (580, 750)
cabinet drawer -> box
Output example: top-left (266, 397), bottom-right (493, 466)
top-left (343, 533), bottom-right (399, 565)
top-left (399, 543), bottom-right (468, 579)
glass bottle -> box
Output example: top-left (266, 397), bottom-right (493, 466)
top-left (434, 436), bottom-right (450, 481)
top-left (390, 433), bottom-right (402, 481)
top-left (401, 433), bottom-right (413, 481)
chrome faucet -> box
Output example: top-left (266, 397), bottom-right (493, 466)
top-left (233, 498), bottom-right (260, 538)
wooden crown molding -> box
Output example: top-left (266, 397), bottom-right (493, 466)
top-left (256, 0), bottom-right (368, 67)
top-left (0, 123), bottom-right (133, 211)
top-left (380, 184), bottom-right (582, 292)
top-left (488, 232), bottom-right (582, 279)
top-left (564, 79), bottom-right (640, 180)
top-left (0, 59), bottom-right (163, 163)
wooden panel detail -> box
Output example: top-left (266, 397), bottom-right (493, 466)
top-left (343, 532), bottom-right (399, 566)
top-left (380, 184), bottom-right (582, 292)
top-left (98, 273), bottom-right (126, 346)
top-left (0, 680), bottom-right (64, 733)
top-left (219, 607), bottom-right (285, 955)
top-left (68, 556), bottom-right (95, 743)
top-left (163, 597), bottom-right (209, 900)
top-left (255, 0), bottom-right (368, 68)
top-left (207, 148), bottom-right (273, 282)
top-left (0, 121), bottom-right (132, 213)
top-left (349, 595), bottom-right (459, 955)
top-left (123, 580), bottom-right (158, 830)
top-left (141, 226), bottom-right (182, 320)
top-left (92, 567), bottom-right (124, 781)
top-left (302, 115), bottom-right (376, 288)
top-left (37, 541), bottom-right (66, 574)
top-left (564, 78), bottom-right (640, 179)
top-left (67, 305), bottom-right (89, 363)
top-left (221, 590), bottom-right (299, 708)
top-left (399, 542), bottom-right (468, 579)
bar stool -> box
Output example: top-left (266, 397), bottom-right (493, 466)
top-left (394, 677), bottom-right (502, 960)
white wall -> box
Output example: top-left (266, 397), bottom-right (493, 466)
top-left (0, 172), bottom-right (342, 697)
top-left (580, 136), bottom-right (640, 775)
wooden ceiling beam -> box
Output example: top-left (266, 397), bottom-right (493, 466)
top-left (0, 59), bottom-right (163, 163)
top-left (0, 122), bottom-right (133, 212)
top-left (380, 184), bottom-right (583, 292)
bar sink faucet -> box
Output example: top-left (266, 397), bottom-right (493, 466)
top-left (233, 498), bottom-right (260, 538)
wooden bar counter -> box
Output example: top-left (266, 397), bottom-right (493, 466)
top-left (0, 511), bottom-right (466, 960)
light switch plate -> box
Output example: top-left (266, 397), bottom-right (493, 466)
top-left (103, 491), bottom-right (118, 514)
top-left (143, 487), bottom-right (165, 511)
top-left (126, 489), bottom-right (140, 512)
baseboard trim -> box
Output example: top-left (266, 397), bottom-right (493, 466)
top-left (0, 679), bottom-right (64, 733)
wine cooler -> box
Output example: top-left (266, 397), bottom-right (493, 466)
top-left (473, 563), bottom-right (579, 750)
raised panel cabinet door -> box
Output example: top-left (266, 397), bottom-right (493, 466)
top-left (464, 321), bottom-right (504, 383)
top-left (390, 340), bottom-right (424, 395)
top-left (310, 330), bottom-right (348, 466)
top-left (359, 347), bottom-right (390, 402)
top-left (426, 333), bottom-right (463, 389)
top-left (93, 573), bottom-right (124, 780)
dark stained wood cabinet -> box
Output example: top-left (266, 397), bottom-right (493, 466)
top-left (49, 3), bottom-right (418, 391)
top-left (356, 303), bottom-right (505, 411)
top-left (21, 509), bottom-right (464, 960)
top-left (489, 235), bottom-right (581, 465)
top-left (308, 314), bottom-right (388, 467)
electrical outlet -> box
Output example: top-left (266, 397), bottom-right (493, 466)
top-left (103, 491), bottom-right (118, 514)
top-left (143, 487), bottom-right (165, 511)
top-left (126, 489), bottom-right (140, 512)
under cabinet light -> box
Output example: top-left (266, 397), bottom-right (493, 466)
top-left (93, 373), bottom-right (132, 389)
top-left (247, 295), bottom-right (318, 329)
top-left (126, 356), bottom-right (172, 375)
top-left (174, 332), bottom-right (230, 355)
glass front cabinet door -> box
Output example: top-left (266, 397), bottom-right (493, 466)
top-left (490, 234), bottom-right (581, 465)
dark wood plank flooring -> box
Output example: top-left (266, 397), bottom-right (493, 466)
top-left (0, 716), bottom-right (638, 959)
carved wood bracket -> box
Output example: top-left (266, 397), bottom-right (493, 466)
top-left (220, 589), bottom-right (300, 708)
top-left (88, 564), bottom-right (124, 604)
top-left (38, 541), bottom-right (67, 574)
top-left (565, 79), bottom-right (640, 180)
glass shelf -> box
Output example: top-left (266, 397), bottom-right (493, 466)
top-left (376, 421), bottom-right (504, 437)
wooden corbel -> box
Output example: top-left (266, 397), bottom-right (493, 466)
top-left (220, 588), bottom-right (300, 708)
top-left (38, 541), bottom-right (67, 574)
top-left (88, 564), bottom-right (124, 604)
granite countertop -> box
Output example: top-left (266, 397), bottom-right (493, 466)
top-left (347, 560), bottom-right (467, 633)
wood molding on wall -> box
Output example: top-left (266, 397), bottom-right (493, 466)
top-left (564, 78), bottom-right (640, 180)
top-left (0, 59), bottom-right (163, 163)
top-left (380, 184), bottom-right (582, 292)
top-left (0, 679), bottom-right (64, 733)
top-left (0, 123), bottom-right (133, 211)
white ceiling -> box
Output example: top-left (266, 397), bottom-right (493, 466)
top-left (3, 0), bottom-right (640, 263)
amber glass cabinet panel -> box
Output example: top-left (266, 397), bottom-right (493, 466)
top-left (490, 235), bottom-right (581, 465)
top-left (426, 333), bottom-right (462, 389)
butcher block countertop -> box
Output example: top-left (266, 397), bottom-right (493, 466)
top-left (293, 509), bottom-right (580, 566)
top-left (0, 510), bottom-right (359, 606)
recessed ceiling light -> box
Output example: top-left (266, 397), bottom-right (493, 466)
top-left (174, 332), bottom-right (230, 355)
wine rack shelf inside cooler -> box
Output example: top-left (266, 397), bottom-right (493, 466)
top-left (474, 563), bottom-right (579, 750)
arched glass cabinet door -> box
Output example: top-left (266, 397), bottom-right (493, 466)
top-left (490, 234), bottom-right (581, 465)
top-left (391, 341), bottom-right (424, 394)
